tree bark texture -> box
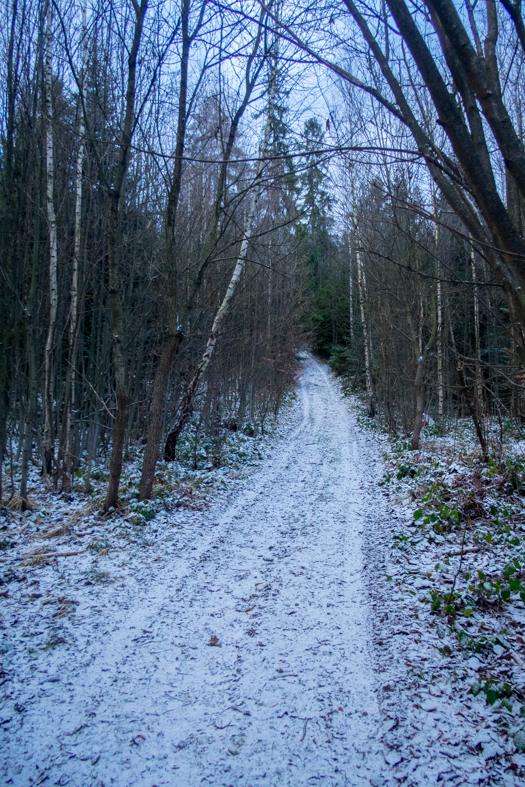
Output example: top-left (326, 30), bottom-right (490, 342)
top-left (43, 1), bottom-right (58, 479)
top-left (104, 0), bottom-right (148, 512)
top-left (352, 184), bottom-right (374, 417)
top-left (62, 2), bottom-right (87, 491)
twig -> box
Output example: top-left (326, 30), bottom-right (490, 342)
top-left (446, 521), bottom-right (469, 607)
top-left (81, 374), bottom-right (115, 420)
top-left (33, 527), bottom-right (67, 540)
top-left (20, 550), bottom-right (85, 563)
top-left (448, 546), bottom-right (481, 557)
top-left (301, 718), bottom-right (310, 742)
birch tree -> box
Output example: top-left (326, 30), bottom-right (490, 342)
top-left (138, 6), bottom-right (266, 498)
top-left (163, 56), bottom-right (276, 460)
top-left (60, 1), bottom-right (87, 491)
top-left (352, 184), bottom-right (374, 417)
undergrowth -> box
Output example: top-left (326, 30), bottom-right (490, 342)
top-left (2, 395), bottom-right (296, 531)
top-left (362, 396), bottom-right (525, 757)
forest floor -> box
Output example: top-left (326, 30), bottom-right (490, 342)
top-left (1, 355), bottom-right (525, 785)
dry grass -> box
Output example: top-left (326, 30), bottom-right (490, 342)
top-left (22, 553), bottom-right (53, 566)
top-left (33, 526), bottom-right (67, 540)
top-left (5, 496), bottom-right (38, 512)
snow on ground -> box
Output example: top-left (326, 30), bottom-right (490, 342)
top-left (0, 355), bottom-right (523, 785)
top-left (363, 487), bottom-right (525, 787)
top-left (364, 419), bottom-right (525, 786)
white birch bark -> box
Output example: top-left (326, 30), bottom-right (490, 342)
top-left (352, 185), bottom-right (374, 414)
top-left (189, 99), bottom-right (273, 382)
top-left (43, 1), bottom-right (58, 477)
top-left (64, 3), bottom-right (87, 484)
top-left (418, 294), bottom-right (424, 357)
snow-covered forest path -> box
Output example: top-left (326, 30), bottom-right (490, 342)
top-left (4, 356), bottom-right (386, 785)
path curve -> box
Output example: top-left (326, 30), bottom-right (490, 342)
top-left (3, 356), bottom-right (386, 786)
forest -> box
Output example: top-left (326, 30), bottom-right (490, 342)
top-left (1, 0), bottom-right (525, 509)
top-left (4, 0), bottom-right (525, 783)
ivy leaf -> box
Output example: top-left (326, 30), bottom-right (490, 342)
top-left (485, 689), bottom-right (498, 705)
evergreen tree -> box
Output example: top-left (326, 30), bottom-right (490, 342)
top-left (298, 118), bottom-right (345, 357)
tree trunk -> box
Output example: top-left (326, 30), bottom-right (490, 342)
top-left (20, 179), bottom-right (41, 507)
top-left (433, 202), bottom-right (444, 419)
top-left (137, 0), bottom-right (191, 500)
top-left (103, 0), bottom-right (147, 512)
top-left (412, 296), bottom-right (437, 449)
top-left (470, 241), bottom-right (482, 413)
top-left (0, 0), bottom-right (20, 501)
top-left (20, 338), bottom-right (37, 506)
top-left (43, 0), bottom-right (58, 480)
top-left (104, 192), bottom-right (131, 512)
top-left (138, 331), bottom-right (182, 499)
top-left (411, 354), bottom-right (425, 450)
top-left (449, 323), bottom-right (487, 456)
top-left (0, 388), bottom-right (7, 503)
top-left (342, 0), bottom-right (525, 356)
top-left (352, 186), bottom-right (374, 416)
top-left (348, 235), bottom-right (354, 343)
top-left (62, 2), bottom-right (86, 492)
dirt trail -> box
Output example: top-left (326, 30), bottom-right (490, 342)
top-left (2, 356), bottom-right (387, 785)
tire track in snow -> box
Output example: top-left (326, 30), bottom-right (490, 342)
top-left (3, 355), bottom-right (388, 786)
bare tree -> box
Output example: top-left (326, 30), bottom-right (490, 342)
top-left (163, 56), bottom-right (276, 460)
top-left (138, 0), bottom-right (265, 499)
top-left (103, 0), bottom-right (148, 511)
top-left (42, 0), bottom-right (58, 478)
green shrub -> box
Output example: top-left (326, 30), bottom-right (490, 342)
top-left (328, 345), bottom-right (354, 375)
